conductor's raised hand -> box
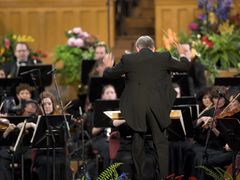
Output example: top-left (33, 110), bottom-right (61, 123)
top-left (103, 53), bottom-right (114, 68)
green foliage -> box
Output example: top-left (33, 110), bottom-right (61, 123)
top-left (97, 162), bottom-right (123, 180)
top-left (197, 166), bottom-right (232, 180)
top-left (54, 44), bottom-right (94, 86)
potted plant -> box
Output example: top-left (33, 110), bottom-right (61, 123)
top-left (54, 27), bottom-right (97, 89)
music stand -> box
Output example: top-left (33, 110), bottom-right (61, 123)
top-left (217, 118), bottom-right (240, 180)
top-left (174, 96), bottom-right (199, 121)
top-left (81, 60), bottom-right (96, 85)
top-left (0, 78), bottom-right (20, 103)
top-left (88, 77), bottom-right (125, 103)
top-left (6, 116), bottom-right (36, 148)
top-left (93, 99), bottom-right (120, 127)
top-left (31, 115), bottom-right (72, 149)
top-left (168, 106), bottom-right (194, 141)
top-left (17, 64), bottom-right (53, 86)
top-left (172, 73), bottom-right (191, 96)
top-left (214, 77), bottom-right (240, 86)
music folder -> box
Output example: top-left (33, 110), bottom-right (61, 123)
top-left (168, 106), bottom-right (194, 141)
top-left (88, 77), bottom-right (125, 103)
top-left (93, 99), bottom-right (120, 127)
top-left (81, 60), bottom-right (96, 85)
top-left (214, 77), bottom-right (240, 86)
top-left (17, 64), bottom-right (53, 86)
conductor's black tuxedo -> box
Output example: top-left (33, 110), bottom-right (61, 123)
top-left (103, 48), bottom-right (191, 179)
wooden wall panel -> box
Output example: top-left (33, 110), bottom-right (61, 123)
top-left (0, 0), bottom-right (115, 63)
top-left (155, 0), bottom-right (198, 47)
top-left (154, 0), bottom-right (240, 48)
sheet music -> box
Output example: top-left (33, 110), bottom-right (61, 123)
top-left (12, 120), bottom-right (27, 152)
top-left (30, 115), bottom-right (41, 144)
top-left (103, 110), bottom-right (123, 120)
top-left (170, 110), bottom-right (186, 136)
top-left (179, 113), bottom-right (186, 136)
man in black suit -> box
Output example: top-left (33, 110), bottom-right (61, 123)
top-left (3, 42), bottom-right (37, 77)
top-left (103, 36), bottom-right (191, 179)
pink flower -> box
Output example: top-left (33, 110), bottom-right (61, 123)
top-left (189, 22), bottom-right (199, 31)
top-left (74, 38), bottom-right (84, 47)
top-left (67, 37), bottom-right (76, 47)
top-left (72, 27), bottom-right (82, 34)
top-left (82, 32), bottom-right (89, 38)
top-left (4, 38), bottom-right (11, 49)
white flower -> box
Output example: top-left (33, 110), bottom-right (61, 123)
top-left (72, 27), bottom-right (82, 34)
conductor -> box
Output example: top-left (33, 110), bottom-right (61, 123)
top-left (103, 36), bottom-right (191, 179)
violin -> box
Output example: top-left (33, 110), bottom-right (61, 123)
top-left (0, 118), bottom-right (10, 131)
top-left (217, 92), bottom-right (240, 119)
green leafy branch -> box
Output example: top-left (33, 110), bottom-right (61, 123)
top-left (97, 162), bottom-right (123, 180)
top-left (197, 166), bottom-right (232, 180)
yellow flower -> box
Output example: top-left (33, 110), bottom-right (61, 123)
top-left (218, 21), bottom-right (234, 35)
top-left (191, 48), bottom-right (197, 59)
top-left (16, 35), bottom-right (34, 42)
top-left (12, 34), bottom-right (17, 39)
top-left (0, 47), bottom-right (5, 55)
top-left (208, 12), bottom-right (217, 24)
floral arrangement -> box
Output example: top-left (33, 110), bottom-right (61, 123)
top-left (160, 0), bottom-right (240, 84)
top-left (54, 27), bottom-right (97, 87)
top-left (0, 33), bottom-right (47, 64)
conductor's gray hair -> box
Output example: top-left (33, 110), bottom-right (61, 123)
top-left (135, 36), bottom-right (155, 49)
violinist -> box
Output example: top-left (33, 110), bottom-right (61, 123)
top-left (184, 86), bottom-right (233, 180)
top-left (218, 86), bottom-right (240, 120)
top-left (0, 115), bottom-right (36, 180)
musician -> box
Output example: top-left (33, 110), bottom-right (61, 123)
top-left (197, 86), bottom-right (213, 113)
top-left (0, 120), bottom-right (16, 180)
top-left (33, 91), bottom-right (71, 180)
top-left (3, 42), bottom-right (41, 78)
top-left (102, 35), bottom-right (191, 179)
top-left (0, 117), bottom-right (36, 180)
top-left (0, 67), bottom-right (6, 78)
top-left (2, 83), bottom-right (34, 116)
top-left (184, 86), bottom-right (233, 179)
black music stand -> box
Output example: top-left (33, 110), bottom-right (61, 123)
top-left (88, 77), bottom-right (125, 103)
top-left (0, 78), bottom-right (20, 104)
top-left (172, 73), bottom-right (191, 96)
top-left (214, 77), bottom-right (240, 86)
top-left (31, 115), bottom-right (72, 180)
top-left (93, 99), bottom-right (120, 127)
top-left (17, 64), bottom-right (53, 87)
top-left (174, 96), bottom-right (199, 121)
top-left (81, 60), bottom-right (96, 85)
top-left (217, 118), bottom-right (240, 180)
top-left (31, 115), bottom-right (72, 149)
top-left (168, 106), bottom-right (194, 141)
